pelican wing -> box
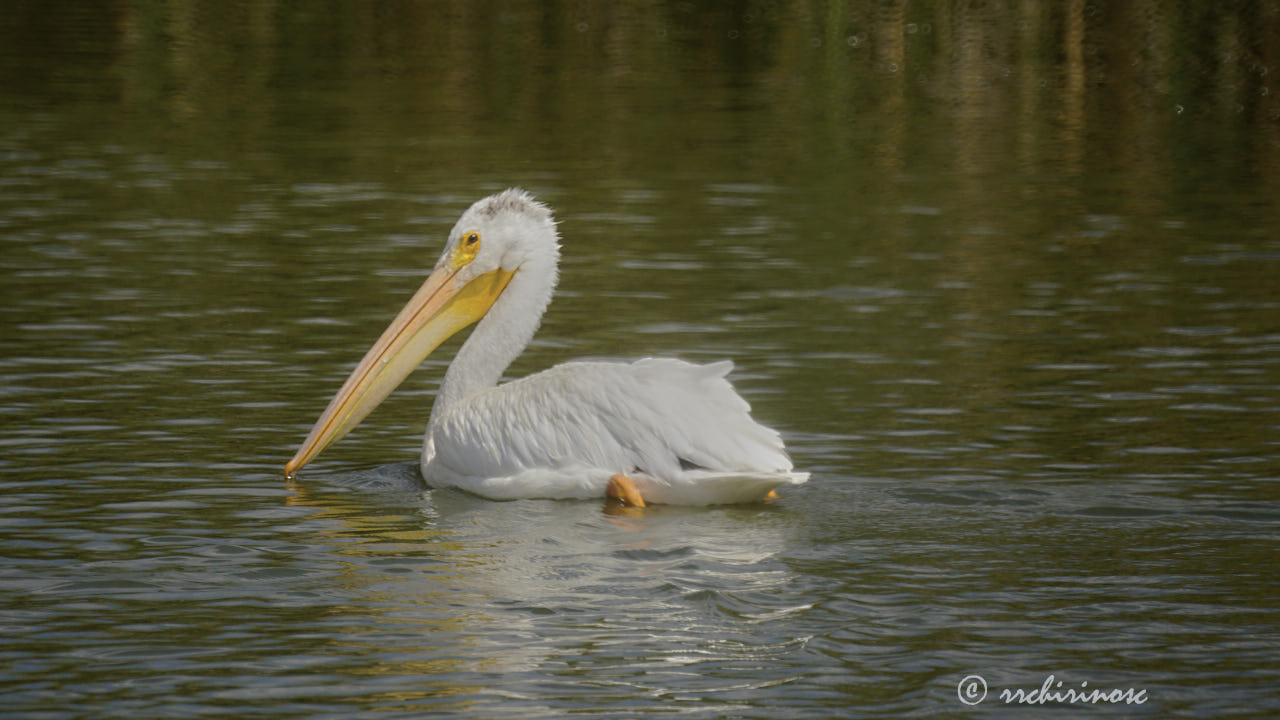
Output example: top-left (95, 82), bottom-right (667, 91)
top-left (424, 359), bottom-right (807, 503)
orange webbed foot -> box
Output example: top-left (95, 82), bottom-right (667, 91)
top-left (606, 473), bottom-right (646, 508)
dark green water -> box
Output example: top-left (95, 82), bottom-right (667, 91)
top-left (2, 2), bottom-right (1278, 718)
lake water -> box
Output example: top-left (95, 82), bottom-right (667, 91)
top-left (2, 3), bottom-right (1278, 718)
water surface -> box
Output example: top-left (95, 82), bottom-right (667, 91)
top-left (2, 3), bottom-right (1278, 718)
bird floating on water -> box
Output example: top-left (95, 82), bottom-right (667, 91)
top-left (284, 189), bottom-right (807, 506)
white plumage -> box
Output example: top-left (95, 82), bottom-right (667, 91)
top-left (285, 189), bottom-right (807, 505)
top-left (426, 359), bottom-right (805, 504)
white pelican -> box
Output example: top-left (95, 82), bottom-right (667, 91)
top-left (284, 189), bottom-right (807, 506)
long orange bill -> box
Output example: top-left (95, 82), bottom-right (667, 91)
top-left (284, 265), bottom-right (513, 478)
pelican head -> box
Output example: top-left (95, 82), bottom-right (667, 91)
top-left (285, 188), bottom-right (560, 478)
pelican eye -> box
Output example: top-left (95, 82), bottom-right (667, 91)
top-left (451, 230), bottom-right (482, 268)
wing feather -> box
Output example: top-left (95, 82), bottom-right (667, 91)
top-left (426, 358), bottom-right (795, 487)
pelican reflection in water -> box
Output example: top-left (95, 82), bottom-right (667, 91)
top-left (285, 189), bottom-right (806, 506)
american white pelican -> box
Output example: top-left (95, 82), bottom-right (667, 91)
top-left (284, 189), bottom-right (807, 506)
